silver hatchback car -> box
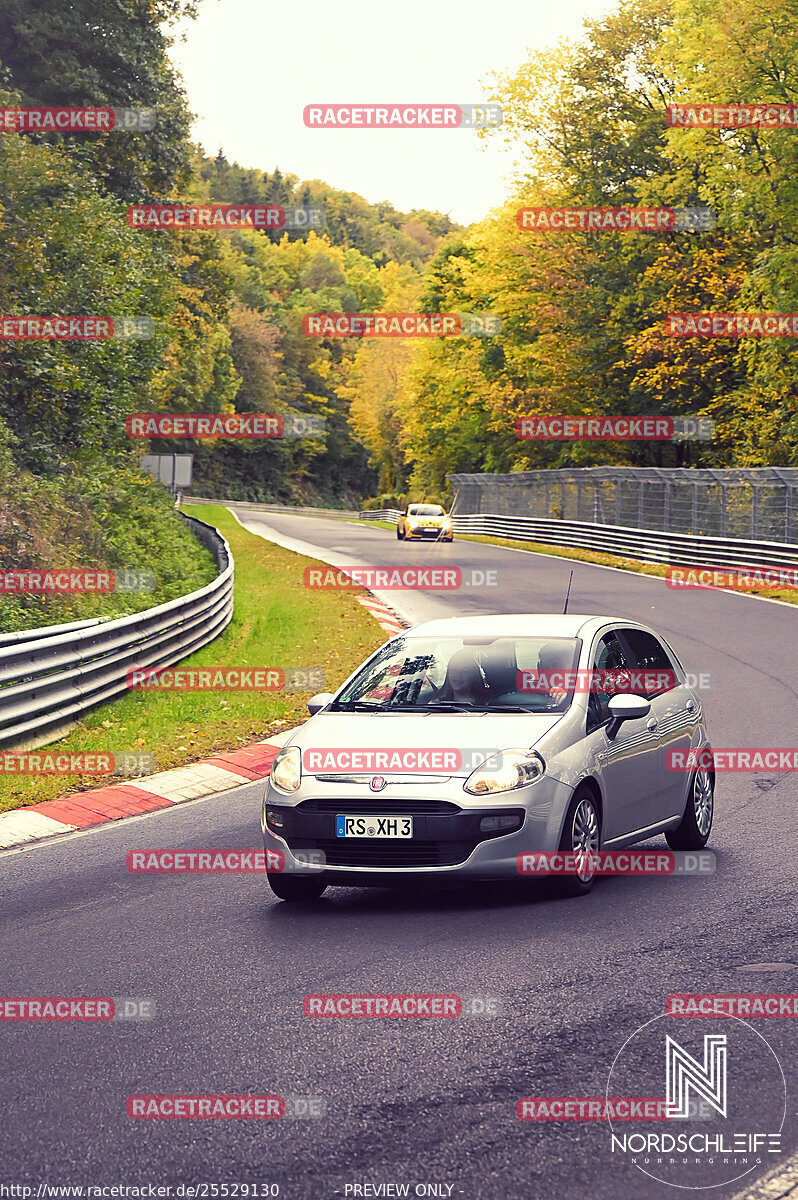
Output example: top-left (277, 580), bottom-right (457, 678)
top-left (261, 614), bottom-right (714, 900)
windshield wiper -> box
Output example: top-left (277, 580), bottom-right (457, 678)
top-left (422, 701), bottom-right (484, 713)
top-left (481, 704), bottom-right (547, 713)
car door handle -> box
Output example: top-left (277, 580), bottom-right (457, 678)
top-left (646, 717), bottom-right (659, 732)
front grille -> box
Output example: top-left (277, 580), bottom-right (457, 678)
top-left (298, 797), bottom-right (459, 815)
top-left (295, 838), bottom-right (474, 868)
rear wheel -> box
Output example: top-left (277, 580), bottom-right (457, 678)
top-left (554, 786), bottom-right (601, 896)
top-left (665, 766), bottom-right (713, 849)
top-left (267, 872), bottom-right (327, 902)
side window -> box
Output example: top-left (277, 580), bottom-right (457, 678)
top-left (587, 631), bottom-right (631, 732)
top-left (616, 628), bottom-right (676, 698)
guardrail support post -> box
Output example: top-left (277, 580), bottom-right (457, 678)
top-left (691, 481), bottom-right (699, 534)
top-left (787, 487), bottom-right (794, 543)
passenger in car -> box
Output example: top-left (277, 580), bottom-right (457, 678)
top-left (536, 643), bottom-right (574, 704)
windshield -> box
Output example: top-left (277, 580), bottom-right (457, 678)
top-left (408, 505), bottom-right (445, 516)
top-left (332, 636), bottom-right (581, 713)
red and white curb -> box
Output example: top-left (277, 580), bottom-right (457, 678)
top-left (356, 595), bottom-right (409, 636)
top-left (0, 733), bottom-right (293, 852)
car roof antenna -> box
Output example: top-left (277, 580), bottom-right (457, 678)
top-left (563, 570), bottom-right (574, 614)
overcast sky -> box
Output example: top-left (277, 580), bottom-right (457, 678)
top-left (170, 0), bottom-right (614, 226)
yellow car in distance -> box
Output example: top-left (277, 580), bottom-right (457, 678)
top-left (396, 503), bottom-right (453, 543)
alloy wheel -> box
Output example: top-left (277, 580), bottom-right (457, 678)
top-left (570, 797), bottom-right (600, 882)
top-left (694, 769), bottom-right (713, 836)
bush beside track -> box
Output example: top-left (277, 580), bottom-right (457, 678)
top-left (0, 505), bottom-right (385, 813)
top-left (0, 459), bottom-right (219, 634)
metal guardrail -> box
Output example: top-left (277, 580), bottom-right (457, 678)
top-left (358, 510), bottom-right (798, 571)
top-left (0, 515), bottom-right (234, 751)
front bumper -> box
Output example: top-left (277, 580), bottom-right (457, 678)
top-left (406, 526), bottom-right (452, 539)
top-left (261, 776), bottom-right (575, 884)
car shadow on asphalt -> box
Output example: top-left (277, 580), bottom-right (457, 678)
top-left (262, 840), bottom-right (730, 923)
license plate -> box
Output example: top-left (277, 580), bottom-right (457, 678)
top-left (336, 815), bottom-right (413, 838)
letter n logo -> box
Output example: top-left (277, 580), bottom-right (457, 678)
top-left (666, 1034), bottom-right (727, 1118)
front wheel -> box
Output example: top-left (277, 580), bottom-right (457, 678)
top-left (554, 787), bottom-right (601, 896)
top-left (267, 872), bottom-right (327, 901)
top-left (396, 526), bottom-right (404, 540)
top-left (665, 766), bottom-right (713, 850)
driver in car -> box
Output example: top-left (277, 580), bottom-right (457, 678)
top-left (437, 649), bottom-right (489, 705)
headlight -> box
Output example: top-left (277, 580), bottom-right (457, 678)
top-left (405, 518), bottom-right (417, 528)
top-left (464, 749), bottom-right (545, 795)
top-left (270, 745), bottom-right (301, 794)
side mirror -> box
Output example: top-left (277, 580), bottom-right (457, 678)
top-left (606, 693), bottom-right (650, 739)
top-left (307, 692), bottom-right (334, 716)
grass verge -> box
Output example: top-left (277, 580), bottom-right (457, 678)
top-left (349, 520), bottom-right (798, 606)
top-left (0, 504), bottom-right (385, 813)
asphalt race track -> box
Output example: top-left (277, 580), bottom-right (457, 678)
top-left (2, 510), bottom-right (796, 1200)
